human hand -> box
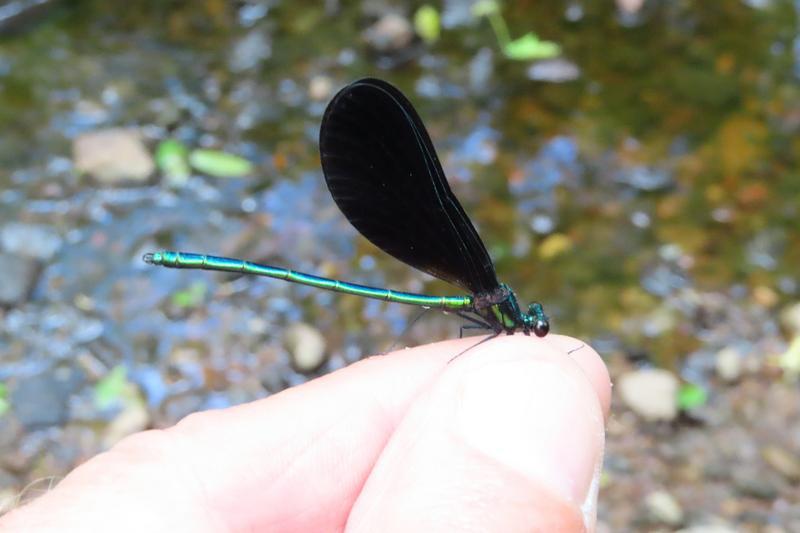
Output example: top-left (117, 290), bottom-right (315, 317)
top-left (0, 334), bottom-right (610, 532)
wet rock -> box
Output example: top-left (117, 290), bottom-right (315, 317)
top-left (618, 368), bottom-right (678, 421)
top-left (715, 347), bottom-right (742, 383)
top-left (0, 252), bottom-right (38, 305)
top-left (73, 128), bottom-right (154, 184)
top-left (645, 490), bottom-right (684, 526)
top-left (9, 367), bottom-right (85, 429)
top-left (286, 322), bottom-right (327, 373)
top-left (527, 58), bottom-right (581, 82)
top-left (761, 445), bottom-right (800, 482)
top-left (1, 223), bottom-right (62, 261)
top-left (363, 13), bottom-right (413, 52)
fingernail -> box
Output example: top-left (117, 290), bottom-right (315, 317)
top-left (454, 358), bottom-right (604, 506)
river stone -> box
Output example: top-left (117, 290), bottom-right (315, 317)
top-left (645, 490), bottom-right (684, 526)
top-left (618, 368), bottom-right (678, 421)
top-left (10, 366), bottom-right (85, 429)
top-left (715, 347), bottom-right (742, 383)
top-left (285, 322), bottom-right (327, 372)
top-left (1, 222), bottom-right (62, 261)
top-left (73, 128), bottom-right (154, 184)
top-left (0, 252), bottom-right (38, 305)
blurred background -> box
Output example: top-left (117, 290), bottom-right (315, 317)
top-left (0, 0), bottom-right (798, 530)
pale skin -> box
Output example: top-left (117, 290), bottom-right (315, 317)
top-left (0, 334), bottom-right (611, 532)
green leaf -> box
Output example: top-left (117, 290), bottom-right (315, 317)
top-left (502, 32), bottom-right (561, 60)
top-left (189, 149), bottom-right (253, 178)
top-left (0, 383), bottom-right (8, 417)
top-left (414, 5), bottom-right (440, 44)
top-left (94, 366), bottom-right (129, 410)
top-left (677, 383), bottom-right (708, 411)
top-left (471, 0), bottom-right (500, 17)
top-left (155, 139), bottom-right (191, 185)
top-left (171, 281), bottom-right (207, 309)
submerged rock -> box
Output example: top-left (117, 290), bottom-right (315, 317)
top-left (527, 58), bottom-right (581, 82)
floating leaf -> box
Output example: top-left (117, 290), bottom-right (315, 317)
top-left (677, 383), bottom-right (707, 411)
top-left (155, 139), bottom-right (191, 185)
top-left (171, 281), bottom-right (207, 309)
top-left (472, 0), bottom-right (500, 17)
top-left (0, 383), bottom-right (8, 417)
top-left (503, 32), bottom-right (561, 60)
top-left (779, 336), bottom-right (800, 381)
top-left (94, 366), bottom-right (130, 410)
top-left (189, 149), bottom-right (253, 178)
top-left (414, 5), bottom-right (440, 44)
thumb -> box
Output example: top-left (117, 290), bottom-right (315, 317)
top-left (346, 335), bottom-right (608, 533)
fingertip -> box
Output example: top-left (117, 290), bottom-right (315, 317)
top-left (545, 334), bottom-right (612, 421)
top-left (449, 335), bottom-right (606, 497)
top-left (347, 334), bottom-right (607, 532)
top-left (446, 334), bottom-right (611, 421)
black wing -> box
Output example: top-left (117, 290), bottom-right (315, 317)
top-left (319, 78), bottom-right (499, 295)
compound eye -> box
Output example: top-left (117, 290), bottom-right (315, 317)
top-left (533, 319), bottom-right (549, 337)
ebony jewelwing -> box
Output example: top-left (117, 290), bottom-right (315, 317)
top-left (144, 78), bottom-right (549, 338)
